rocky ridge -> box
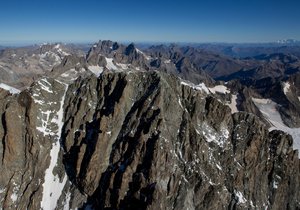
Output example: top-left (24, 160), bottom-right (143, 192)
top-left (0, 70), bottom-right (299, 209)
top-left (0, 43), bottom-right (84, 88)
top-left (0, 40), bottom-right (300, 209)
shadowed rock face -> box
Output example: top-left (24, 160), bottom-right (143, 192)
top-left (0, 71), bottom-right (299, 210)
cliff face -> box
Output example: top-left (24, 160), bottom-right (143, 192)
top-left (0, 71), bottom-right (299, 210)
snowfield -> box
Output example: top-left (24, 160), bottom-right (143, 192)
top-left (252, 98), bottom-right (300, 157)
top-left (0, 83), bottom-right (20, 94)
top-left (40, 82), bottom-right (68, 210)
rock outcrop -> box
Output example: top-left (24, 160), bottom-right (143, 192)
top-left (0, 71), bottom-right (299, 209)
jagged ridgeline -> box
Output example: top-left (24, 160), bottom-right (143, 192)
top-left (0, 71), bottom-right (299, 210)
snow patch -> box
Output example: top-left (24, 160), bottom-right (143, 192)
top-left (88, 66), bottom-right (104, 77)
top-left (63, 191), bottom-right (71, 210)
top-left (36, 110), bottom-right (55, 136)
top-left (200, 123), bottom-right (229, 147)
top-left (273, 181), bottom-right (278, 189)
top-left (116, 63), bottom-right (130, 70)
top-left (10, 192), bottom-right (18, 203)
top-left (38, 78), bottom-right (53, 93)
top-left (181, 81), bottom-right (210, 94)
top-left (227, 94), bottom-right (238, 113)
top-left (60, 68), bottom-right (85, 81)
top-left (40, 83), bottom-right (68, 210)
top-left (60, 68), bottom-right (76, 77)
top-left (136, 48), bottom-right (151, 60)
top-left (10, 182), bottom-right (18, 203)
top-left (40, 51), bottom-right (61, 64)
top-left (283, 82), bottom-right (290, 95)
top-left (252, 97), bottom-right (300, 157)
top-left (209, 85), bottom-right (230, 94)
top-left (105, 58), bottom-right (118, 71)
top-left (0, 83), bottom-right (20, 94)
top-left (235, 191), bottom-right (247, 204)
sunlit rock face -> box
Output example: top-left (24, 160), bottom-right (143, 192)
top-left (0, 71), bottom-right (299, 210)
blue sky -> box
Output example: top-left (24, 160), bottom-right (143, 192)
top-left (0, 0), bottom-right (299, 45)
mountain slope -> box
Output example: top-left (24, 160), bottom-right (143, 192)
top-left (0, 71), bottom-right (299, 209)
top-left (0, 43), bottom-right (84, 88)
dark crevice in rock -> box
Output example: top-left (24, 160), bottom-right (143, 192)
top-left (1, 112), bottom-right (7, 163)
top-left (77, 119), bottom-right (101, 182)
top-left (100, 75), bottom-right (127, 117)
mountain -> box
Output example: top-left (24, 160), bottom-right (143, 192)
top-left (0, 43), bottom-right (85, 88)
top-left (195, 43), bottom-right (300, 58)
top-left (277, 39), bottom-right (300, 44)
top-left (216, 53), bottom-right (300, 81)
top-left (0, 71), bottom-right (299, 210)
top-left (145, 44), bottom-right (300, 81)
top-left (0, 40), bottom-right (300, 209)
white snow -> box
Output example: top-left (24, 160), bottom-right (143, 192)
top-left (283, 82), bottom-right (290, 95)
top-left (227, 94), bottom-right (238, 113)
top-left (135, 48), bottom-right (144, 54)
top-left (10, 192), bottom-right (18, 203)
top-left (105, 58), bottom-right (118, 71)
top-left (178, 98), bottom-right (183, 109)
top-left (135, 48), bottom-right (151, 60)
top-left (36, 110), bottom-right (55, 136)
top-left (116, 63), bottom-right (130, 70)
top-left (200, 123), bottom-right (229, 147)
top-left (0, 83), bottom-right (20, 94)
top-left (54, 44), bottom-right (60, 49)
top-left (63, 192), bottom-right (71, 210)
top-left (40, 83), bottom-right (68, 210)
top-left (196, 83), bottom-right (210, 94)
top-left (88, 66), bottom-right (104, 77)
top-left (40, 51), bottom-right (62, 64)
top-left (273, 181), bottom-right (278, 189)
top-left (209, 85), bottom-right (230, 94)
top-left (38, 78), bottom-right (53, 93)
top-left (235, 191), bottom-right (247, 204)
top-left (180, 81), bottom-right (210, 94)
top-left (57, 47), bottom-right (70, 56)
top-left (60, 68), bottom-right (76, 77)
top-left (252, 97), bottom-right (300, 157)
top-left (60, 68), bottom-right (86, 81)
top-left (10, 182), bottom-right (18, 203)
top-left (164, 59), bottom-right (171, 64)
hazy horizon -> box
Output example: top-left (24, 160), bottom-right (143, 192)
top-left (2, 39), bottom-right (300, 48)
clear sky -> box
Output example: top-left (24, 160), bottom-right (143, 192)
top-left (0, 0), bottom-right (299, 45)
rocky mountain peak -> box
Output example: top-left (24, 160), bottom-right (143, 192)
top-left (0, 40), bottom-right (300, 209)
top-left (125, 43), bottom-right (136, 55)
top-left (0, 71), bottom-right (299, 209)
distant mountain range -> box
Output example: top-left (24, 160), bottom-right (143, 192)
top-left (277, 39), bottom-right (300, 44)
